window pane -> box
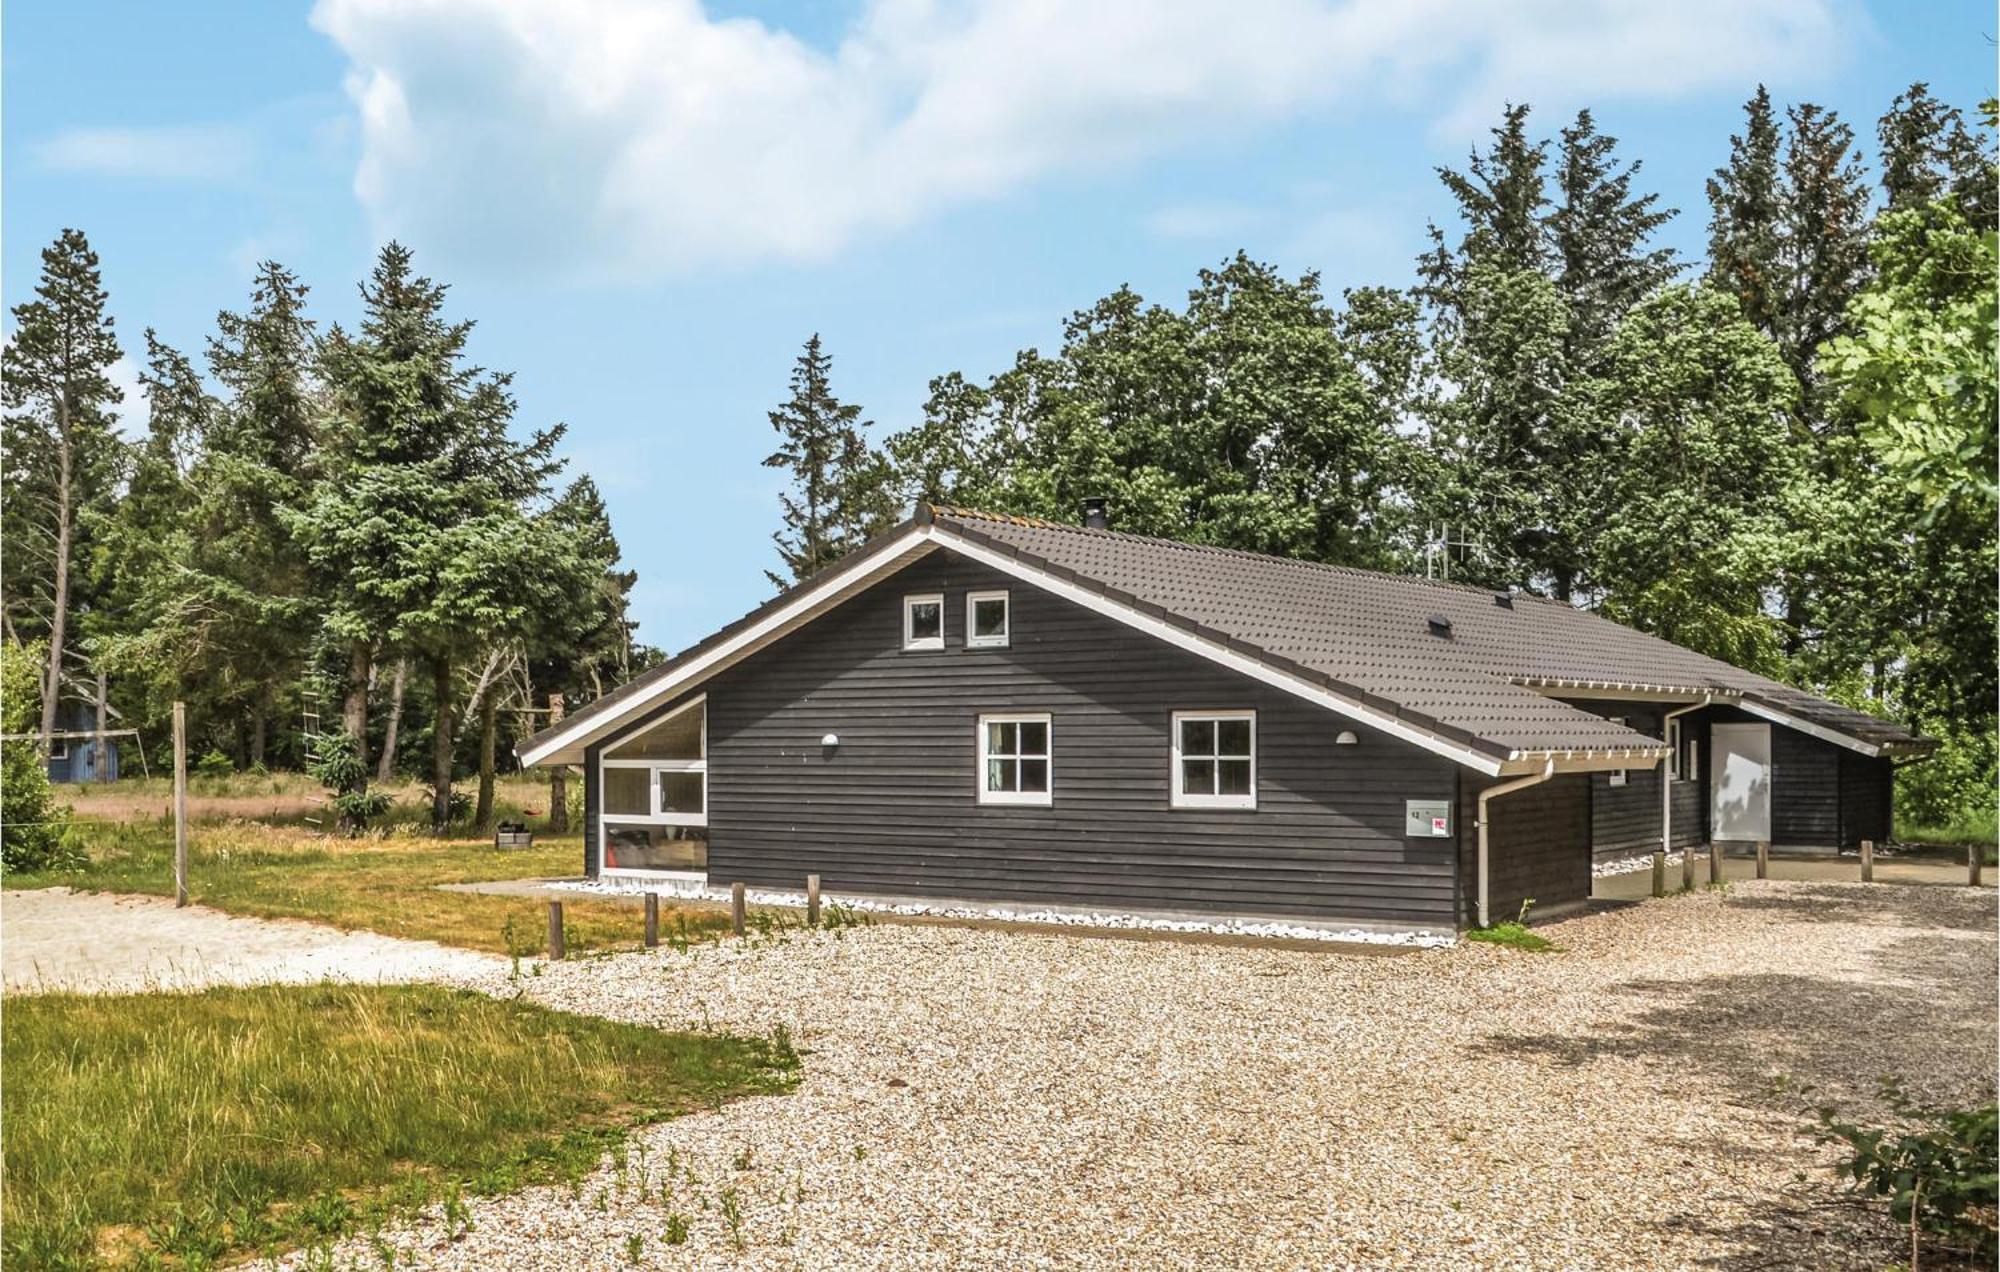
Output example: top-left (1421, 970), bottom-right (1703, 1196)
top-left (1218, 759), bottom-right (1252, 796)
top-left (603, 767), bottom-right (651, 816)
top-left (1217, 718), bottom-right (1252, 756)
top-left (1020, 758), bottom-right (1048, 793)
top-left (1182, 758), bottom-right (1215, 794)
top-left (607, 704), bottom-right (704, 760)
top-left (990, 758), bottom-right (1017, 791)
top-left (909, 601), bottom-right (941, 640)
top-left (1018, 720), bottom-right (1047, 756)
top-left (1181, 719), bottom-right (1215, 755)
top-left (604, 823), bottom-right (707, 871)
top-left (973, 598), bottom-right (1007, 638)
top-left (658, 771), bottom-right (705, 815)
top-left (989, 721), bottom-right (1016, 754)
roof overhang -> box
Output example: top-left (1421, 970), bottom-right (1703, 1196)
top-left (1735, 698), bottom-right (1893, 758)
top-left (1513, 676), bottom-right (1741, 704)
top-left (1500, 748), bottom-right (1670, 776)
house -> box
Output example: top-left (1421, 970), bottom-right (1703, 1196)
top-left (43, 696), bottom-right (120, 784)
top-left (517, 505), bottom-right (1932, 933)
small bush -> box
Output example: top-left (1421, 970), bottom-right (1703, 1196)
top-left (1466, 899), bottom-right (1559, 953)
top-left (0, 640), bottom-right (76, 874)
top-left (193, 749), bottom-right (235, 779)
top-left (1816, 1080), bottom-right (1998, 1264)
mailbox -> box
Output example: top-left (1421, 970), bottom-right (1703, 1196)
top-left (1405, 799), bottom-right (1454, 838)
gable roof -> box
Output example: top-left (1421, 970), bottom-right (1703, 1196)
top-left (518, 506), bottom-right (1930, 771)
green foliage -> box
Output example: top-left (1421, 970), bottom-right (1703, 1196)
top-left (0, 982), bottom-right (800, 1268)
top-left (1895, 722), bottom-right (1997, 835)
top-left (1466, 899), bottom-right (1559, 953)
top-left (193, 749), bottom-right (235, 779)
top-left (306, 731), bottom-right (391, 830)
top-left (1815, 1081), bottom-right (1998, 1263)
top-left (764, 333), bottom-right (894, 586)
top-left (0, 641), bottom-right (77, 874)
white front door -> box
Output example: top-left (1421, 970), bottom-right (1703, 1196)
top-left (1710, 723), bottom-right (1772, 842)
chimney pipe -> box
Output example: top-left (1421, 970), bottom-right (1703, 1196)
top-left (1081, 498), bottom-right (1110, 530)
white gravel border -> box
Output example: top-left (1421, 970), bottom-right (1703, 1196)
top-left (550, 876), bottom-right (1457, 947)
top-left (1592, 849), bottom-right (1686, 878)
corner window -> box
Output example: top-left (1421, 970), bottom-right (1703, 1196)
top-left (978, 713), bottom-right (1051, 806)
top-left (600, 697), bottom-right (707, 873)
top-left (967, 590), bottom-right (1010, 648)
top-left (1172, 710), bottom-right (1256, 809)
top-left (903, 593), bottom-right (944, 651)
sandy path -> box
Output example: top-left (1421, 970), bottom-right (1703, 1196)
top-left (2, 887), bottom-right (503, 994)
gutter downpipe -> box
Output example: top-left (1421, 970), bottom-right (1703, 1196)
top-left (1476, 757), bottom-right (1557, 929)
top-left (1660, 697), bottom-right (1712, 860)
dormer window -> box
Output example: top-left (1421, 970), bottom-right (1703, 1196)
top-left (967, 590), bottom-right (1010, 648)
top-left (903, 593), bottom-right (944, 650)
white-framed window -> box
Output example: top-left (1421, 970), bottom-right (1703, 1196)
top-left (1172, 710), bottom-right (1256, 809)
top-left (977, 713), bottom-right (1051, 806)
top-left (903, 593), bottom-right (944, 651)
top-left (46, 738), bottom-right (68, 761)
top-left (599, 697), bottom-right (708, 873)
top-left (1667, 719), bottom-right (1685, 781)
top-left (966, 590), bottom-right (1010, 648)
top-left (1607, 716), bottom-right (1628, 787)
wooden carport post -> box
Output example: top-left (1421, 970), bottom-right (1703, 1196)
top-left (1860, 839), bottom-right (1874, 883)
top-left (1755, 840), bottom-right (1769, 880)
top-left (1650, 851), bottom-right (1665, 899)
top-left (1971, 844), bottom-right (1984, 888)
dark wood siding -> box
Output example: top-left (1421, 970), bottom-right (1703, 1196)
top-left (1556, 699), bottom-right (1706, 856)
top-left (1838, 751), bottom-right (1892, 846)
top-left (1772, 725), bottom-right (1840, 845)
top-left (593, 550), bottom-right (1468, 928)
top-left (1470, 773), bottom-right (1591, 923)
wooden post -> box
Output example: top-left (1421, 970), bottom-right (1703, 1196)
top-left (730, 882), bottom-right (746, 935)
top-left (1970, 843), bottom-right (1984, 888)
top-left (172, 701), bottom-right (189, 907)
top-left (1650, 851), bottom-right (1665, 899)
top-left (806, 874), bottom-right (821, 926)
top-left (1860, 839), bottom-right (1874, 883)
top-left (1682, 843), bottom-right (1696, 891)
top-left (547, 900), bottom-right (566, 960)
top-left (1709, 841), bottom-right (1722, 885)
top-left (1755, 840), bottom-right (1769, 880)
top-left (643, 892), bottom-right (660, 947)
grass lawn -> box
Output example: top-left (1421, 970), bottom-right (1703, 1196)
top-left (4, 814), bottom-right (733, 957)
top-left (2, 983), bottom-right (800, 1269)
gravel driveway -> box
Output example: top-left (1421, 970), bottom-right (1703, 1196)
top-left (282, 881), bottom-right (1992, 1269)
top-left (2, 887), bottom-right (502, 993)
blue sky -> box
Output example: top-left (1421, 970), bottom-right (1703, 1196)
top-left (5, 0), bottom-right (1992, 654)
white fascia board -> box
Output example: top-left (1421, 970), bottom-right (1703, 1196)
top-left (933, 529), bottom-right (1506, 776)
top-left (518, 534), bottom-right (940, 767)
top-left (1735, 699), bottom-right (1883, 757)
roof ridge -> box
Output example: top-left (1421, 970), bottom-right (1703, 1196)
top-left (928, 504), bottom-right (1570, 605)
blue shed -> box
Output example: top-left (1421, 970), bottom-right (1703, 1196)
top-left (45, 697), bottom-right (119, 784)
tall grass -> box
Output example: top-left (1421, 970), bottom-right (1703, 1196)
top-left (3, 983), bottom-right (799, 1268)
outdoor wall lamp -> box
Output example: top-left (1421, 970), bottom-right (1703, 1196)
top-left (1335, 730), bottom-right (1359, 746)
top-left (821, 732), bottom-right (840, 757)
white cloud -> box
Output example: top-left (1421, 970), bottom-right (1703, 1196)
top-left (1144, 202), bottom-right (1272, 242)
top-left (105, 356), bottom-right (149, 441)
top-left (35, 124), bottom-right (255, 181)
top-left (310, 0), bottom-right (1851, 278)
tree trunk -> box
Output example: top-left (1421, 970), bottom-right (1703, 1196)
top-left (250, 704), bottom-right (266, 771)
top-left (430, 655), bottom-right (455, 833)
top-left (474, 686), bottom-right (499, 834)
top-left (39, 429), bottom-right (72, 745)
top-left (548, 692), bottom-right (569, 833)
top-left (376, 658), bottom-right (408, 784)
top-left (343, 639), bottom-right (372, 769)
top-left (93, 665), bottom-right (108, 783)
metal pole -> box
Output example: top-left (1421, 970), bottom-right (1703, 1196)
top-left (172, 702), bottom-right (188, 907)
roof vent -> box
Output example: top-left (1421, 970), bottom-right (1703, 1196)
top-left (1427, 614), bottom-right (1453, 637)
top-left (1080, 498), bottom-right (1110, 530)
top-left (1493, 591), bottom-right (1513, 609)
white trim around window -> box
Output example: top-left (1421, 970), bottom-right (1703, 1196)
top-left (977, 712), bottom-right (1052, 806)
top-left (1171, 709), bottom-right (1257, 809)
top-left (903, 592), bottom-right (945, 651)
top-left (966, 589), bottom-right (1011, 648)
top-left (599, 695), bottom-right (708, 829)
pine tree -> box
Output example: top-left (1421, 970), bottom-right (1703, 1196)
top-left (1706, 86), bottom-right (1786, 339)
top-left (1878, 82), bottom-right (1967, 211)
top-left (1, 229), bottom-right (126, 745)
top-left (1779, 102), bottom-right (1872, 421)
top-left (764, 334), bottom-right (880, 586)
top-left (1550, 109), bottom-right (1679, 356)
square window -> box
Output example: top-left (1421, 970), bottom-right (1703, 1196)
top-left (658, 771), bottom-right (705, 815)
top-left (1172, 711), bottom-right (1256, 809)
top-left (967, 590), bottom-right (1010, 647)
top-left (603, 767), bottom-right (651, 817)
top-left (903, 593), bottom-right (944, 650)
top-left (978, 713), bottom-right (1052, 806)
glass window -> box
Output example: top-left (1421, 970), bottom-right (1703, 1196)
top-left (903, 593), bottom-right (944, 650)
top-left (967, 590), bottom-right (1010, 647)
top-left (658, 771), bottom-right (705, 816)
top-left (605, 706), bottom-right (703, 760)
top-left (603, 766), bottom-right (652, 816)
top-left (979, 713), bottom-right (1051, 805)
top-left (603, 824), bottom-right (707, 872)
top-left (1173, 711), bottom-right (1255, 808)
top-left (599, 698), bottom-right (708, 872)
